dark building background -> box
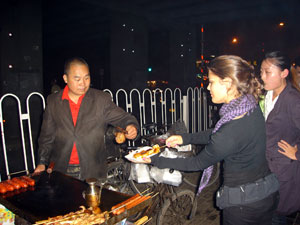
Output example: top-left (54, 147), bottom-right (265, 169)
top-left (1, 0), bottom-right (300, 143)
top-left (110, 14), bottom-right (149, 91)
top-left (2, 0), bottom-right (300, 95)
top-left (0, 0), bottom-right (300, 179)
top-left (1, 0), bottom-right (43, 97)
top-left (0, 0), bottom-right (43, 144)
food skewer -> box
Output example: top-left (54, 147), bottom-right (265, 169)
top-left (115, 126), bottom-right (128, 134)
top-left (133, 144), bottom-right (164, 159)
top-left (110, 192), bottom-right (153, 214)
top-left (33, 206), bottom-right (109, 225)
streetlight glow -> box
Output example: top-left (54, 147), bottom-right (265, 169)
top-left (232, 37), bottom-right (238, 43)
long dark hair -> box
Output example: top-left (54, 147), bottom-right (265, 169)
top-left (207, 55), bottom-right (263, 102)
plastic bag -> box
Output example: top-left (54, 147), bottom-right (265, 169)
top-left (160, 146), bottom-right (194, 158)
top-left (150, 166), bottom-right (182, 186)
top-left (148, 147), bottom-right (190, 186)
top-left (129, 163), bottom-right (152, 183)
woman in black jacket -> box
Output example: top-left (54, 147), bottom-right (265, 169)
top-left (129, 55), bottom-right (279, 225)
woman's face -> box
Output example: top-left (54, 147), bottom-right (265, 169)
top-left (207, 71), bottom-right (229, 104)
top-left (260, 59), bottom-right (286, 91)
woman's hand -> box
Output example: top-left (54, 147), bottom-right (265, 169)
top-left (278, 140), bottom-right (298, 160)
top-left (166, 135), bottom-right (183, 148)
top-left (141, 157), bottom-right (151, 164)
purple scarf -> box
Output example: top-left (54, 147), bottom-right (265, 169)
top-left (197, 94), bottom-right (257, 195)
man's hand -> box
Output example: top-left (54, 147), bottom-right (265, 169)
top-left (278, 140), bottom-right (298, 160)
top-left (125, 125), bottom-right (138, 140)
top-left (166, 135), bottom-right (183, 148)
top-left (33, 164), bottom-right (46, 175)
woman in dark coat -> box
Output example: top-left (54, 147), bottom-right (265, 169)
top-left (129, 55), bottom-right (279, 225)
top-left (260, 51), bottom-right (300, 224)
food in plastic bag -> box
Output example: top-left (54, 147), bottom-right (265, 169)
top-left (129, 163), bottom-right (152, 183)
top-left (150, 166), bottom-right (182, 186)
top-left (160, 146), bottom-right (194, 158)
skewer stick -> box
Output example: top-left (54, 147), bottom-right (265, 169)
top-left (158, 145), bottom-right (167, 149)
top-left (150, 192), bottom-right (159, 198)
top-left (141, 217), bottom-right (152, 225)
top-left (115, 126), bottom-right (128, 134)
top-left (33, 212), bottom-right (86, 225)
top-left (140, 188), bottom-right (150, 195)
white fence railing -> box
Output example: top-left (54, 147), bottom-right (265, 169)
top-left (0, 87), bottom-right (215, 179)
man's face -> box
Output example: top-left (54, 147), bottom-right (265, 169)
top-left (63, 63), bottom-right (91, 100)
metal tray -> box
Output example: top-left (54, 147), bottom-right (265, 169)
top-left (0, 171), bottom-right (151, 224)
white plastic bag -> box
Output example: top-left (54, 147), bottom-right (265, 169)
top-left (129, 163), bottom-right (152, 183)
top-left (150, 166), bottom-right (182, 186)
top-left (160, 146), bottom-right (193, 159)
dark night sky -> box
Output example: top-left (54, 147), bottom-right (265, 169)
top-left (41, 0), bottom-right (300, 92)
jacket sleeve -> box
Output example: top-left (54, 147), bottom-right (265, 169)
top-left (37, 96), bottom-right (56, 166)
top-left (291, 96), bottom-right (300, 161)
top-left (181, 129), bottom-right (213, 145)
top-left (102, 93), bottom-right (139, 135)
top-left (151, 124), bottom-right (238, 171)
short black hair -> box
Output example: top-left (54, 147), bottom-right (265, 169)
top-left (64, 57), bottom-right (89, 75)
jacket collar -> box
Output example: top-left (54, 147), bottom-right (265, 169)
top-left (61, 85), bottom-right (87, 103)
top-left (277, 81), bottom-right (292, 100)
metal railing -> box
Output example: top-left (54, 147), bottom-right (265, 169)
top-left (0, 87), bottom-right (211, 179)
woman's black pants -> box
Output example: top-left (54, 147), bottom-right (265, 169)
top-left (222, 191), bottom-right (279, 225)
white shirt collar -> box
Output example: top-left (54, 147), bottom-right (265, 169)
top-left (264, 90), bottom-right (279, 121)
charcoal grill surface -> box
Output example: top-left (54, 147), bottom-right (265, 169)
top-left (0, 171), bottom-right (139, 224)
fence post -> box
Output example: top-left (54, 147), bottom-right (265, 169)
top-left (182, 95), bottom-right (189, 132)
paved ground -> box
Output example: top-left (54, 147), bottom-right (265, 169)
top-left (184, 178), bottom-right (221, 225)
top-left (144, 172), bottom-right (221, 225)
